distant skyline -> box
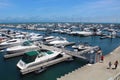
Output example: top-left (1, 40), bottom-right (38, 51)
top-left (0, 0), bottom-right (120, 23)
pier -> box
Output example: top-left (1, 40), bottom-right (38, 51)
top-left (57, 46), bottom-right (120, 80)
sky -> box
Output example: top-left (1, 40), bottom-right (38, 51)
top-left (0, 0), bottom-right (120, 23)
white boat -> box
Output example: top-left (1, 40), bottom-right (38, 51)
top-left (48, 37), bottom-right (69, 46)
top-left (72, 44), bottom-right (91, 51)
top-left (0, 39), bottom-right (26, 50)
top-left (6, 41), bottom-right (39, 54)
top-left (43, 36), bottom-right (59, 42)
top-left (17, 49), bottom-right (61, 70)
top-left (70, 31), bottom-right (93, 36)
top-left (30, 34), bottom-right (43, 41)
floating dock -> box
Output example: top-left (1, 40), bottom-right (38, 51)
top-left (57, 46), bottom-right (120, 80)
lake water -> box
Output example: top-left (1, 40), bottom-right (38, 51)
top-left (0, 27), bottom-right (120, 80)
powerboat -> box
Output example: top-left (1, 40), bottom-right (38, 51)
top-left (43, 36), bottom-right (59, 43)
top-left (72, 44), bottom-right (91, 51)
top-left (0, 39), bottom-right (26, 50)
top-left (17, 49), bottom-right (61, 70)
top-left (70, 31), bottom-right (93, 36)
top-left (30, 34), bottom-right (43, 41)
top-left (48, 37), bottom-right (69, 47)
top-left (6, 41), bottom-right (39, 54)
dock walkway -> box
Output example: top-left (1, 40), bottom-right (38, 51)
top-left (57, 46), bottom-right (120, 80)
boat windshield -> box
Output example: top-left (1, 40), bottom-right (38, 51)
top-left (37, 49), bottom-right (53, 55)
top-left (22, 41), bottom-right (31, 46)
top-left (22, 51), bottom-right (38, 63)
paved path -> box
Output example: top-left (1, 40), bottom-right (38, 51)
top-left (57, 46), bottom-right (120, 80)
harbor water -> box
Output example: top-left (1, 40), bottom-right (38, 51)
top-left (0, 26), bottom-right (120, 80)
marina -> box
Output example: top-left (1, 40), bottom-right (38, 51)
top-left (0, 23), bottom-right (120, 80)
top-left (1, 0), bottom-right (120, 80)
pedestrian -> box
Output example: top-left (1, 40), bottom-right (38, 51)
top-left (114, 60), bottom-right (118, 69)
top-left (100, 55), bottom-right (104, 62)
top-left (108, 61), bottom-right (112, 69)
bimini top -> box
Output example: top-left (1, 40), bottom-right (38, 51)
top-left (22, 41), bottom-right (32, 46)
top-left (25, 50), bottom-right (54, 56)
top-left (26, 51), bottom-right (38, 56)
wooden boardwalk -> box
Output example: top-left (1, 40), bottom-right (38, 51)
top-left (57, 46), bottom-right (120, 80)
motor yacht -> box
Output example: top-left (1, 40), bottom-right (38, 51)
top-left (72, 43), bottom-right (91, 51)
top-left (0, 38), bottom-right (26, 50)
top-left (6, 41), bottom-right (39, 54)
top-left (48, 37), bottom-right (69, 47)
top-left (17, 49), bottom-right (61, 70)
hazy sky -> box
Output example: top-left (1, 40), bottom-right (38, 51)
top-left (0, 0), bottom-right (120, 22)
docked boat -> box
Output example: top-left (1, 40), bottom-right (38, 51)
top-left (6, 41), bottom-right (39, 54)
top-left (30, 34), bottom-right (43, 41)
top-left (47, 37), bottom-right (69, 47)
top-left (0, 39), bottom-right (26, 50)
top-left (72, 44), bottom-right (91, 51)
top-left (43, 36), bottom-right (59, 42)
top-left (70, 31), bottom-right (93, 36)
top-left (17, 49), bottom-right (61, 70)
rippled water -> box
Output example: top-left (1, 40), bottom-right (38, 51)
top-left (0, 27), bottom-right (120, 80)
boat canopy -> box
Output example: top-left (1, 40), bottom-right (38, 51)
top-left (47, 51), bottom-right (53, 54)
top-left (26, 51), bottom-right (38, 56)
top-left (22, 41), bottom-right (31, 46)
top-left (25, 49), bottom-right (53, 57)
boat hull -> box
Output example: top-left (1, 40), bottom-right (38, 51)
top-left (6, 47), bottom-right (39, 54)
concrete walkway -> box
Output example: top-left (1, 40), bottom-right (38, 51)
top-left (57, 46), bottom-right (120, 80)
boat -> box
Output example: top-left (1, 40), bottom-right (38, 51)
top-left (0, 39), bottom-right (26, 50)
top-left (100, 31), bottom-right (117, 39)
top-left (30, 34), bottom-right (43, 41)
top-left (29, 33), bottom-right (43, 41)
top-left (43, 36), bottom-right (59, 43)
top-left (72, 43), bottom-right (91, 51)
top-left (70, 31), bottom-right (93, 36)
top-left (6, 41), bottom-right (39, 54)
top-left (47, 37), bottom-right (69, 47)
top-left (17, 49), bottom-right (61, 70)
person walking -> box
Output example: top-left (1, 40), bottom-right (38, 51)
top-left (114, 60), bottom-right (118, 69)
top-left (108, 61), bottom-right (112, 69)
